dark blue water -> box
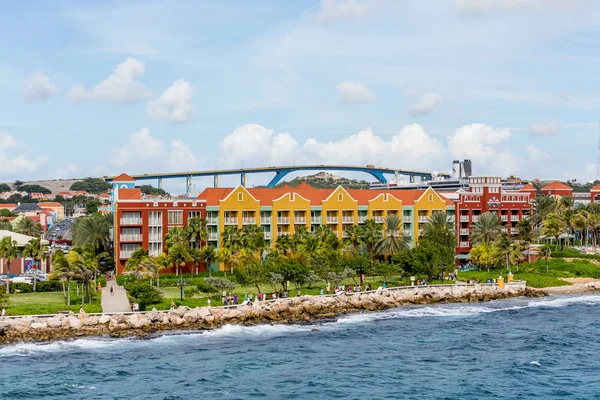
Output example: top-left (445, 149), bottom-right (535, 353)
top-left (3, 294), bottom-right (600, 400)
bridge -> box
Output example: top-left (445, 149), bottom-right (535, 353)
top-left (104, 165), bottom-right (449, 194)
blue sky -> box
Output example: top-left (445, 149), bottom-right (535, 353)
top-left (1, 0), bottom-right (599, 193)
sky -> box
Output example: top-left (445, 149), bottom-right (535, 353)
top-left (1, 0), bottom-right (600, 194)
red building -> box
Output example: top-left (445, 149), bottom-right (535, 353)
top-left (540, 181), bottom-right (573, 197)
top-left (590, 184), bottom-right (600, 203)
top-left (113, 182), bottom-right (207, 275)
top-left (455, 176), bottom-right (533, 257)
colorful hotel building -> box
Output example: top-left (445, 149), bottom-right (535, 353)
top-left (454, 176), bottom-right (533, 257)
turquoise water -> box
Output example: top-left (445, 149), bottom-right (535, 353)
top-left (2, 294), bottom-right (600, 399)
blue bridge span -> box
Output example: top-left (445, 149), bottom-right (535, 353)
top-left (104, 165), bottom-right (448, 194)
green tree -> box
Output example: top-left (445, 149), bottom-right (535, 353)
top-left (70, 178), bottom-right (112, 194)
top-left (85, 199), bottom-right (101, 215)
top-left (0, 236), bottom-right (18, 294)
top-left (276, 234), bottom-right (294, 256)
top-left (0, 220), bottom-right (12, 231)
top-left (470, 212), bottom-right (501, 246)
top-left (14, 217), bottom-right (42, 237)
top-left (538, 244), bottom-right (552, 273)
top-left (533, 195), bottom-right (557, 227)
top-left (50, 250), bottom-right (75, 305)
top-left (361, 219), bottom-right (383, 261)
top-left (469, 242), bottom-right (494, 271)
top-left (343, 224), bottom-right (364, 252)
top-left (70, 215), bottom-right (111, 254)
top-left (0, 209), bottom-right (16, 217)
top-left (375, 214), bottom-right (409, 260)
top-left (199, 245), bottom-right (217, 277)
top-left (124, 247), bottom-right (155, 280)
top-left (542, 212), bottom-right (564, 247)
top-left (152, 253), bottom-right (173, 288)
top-left (186, 216), bottom-right (208, 249)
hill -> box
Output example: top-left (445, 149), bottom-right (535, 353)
top-left (275, 172), bottom-right (371, 189)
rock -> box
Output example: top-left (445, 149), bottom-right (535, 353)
top-left (47, 316), bottom-right (63, 328)
top-left (30, 322), bottom-right (47, 330)
top-left (98, 315), bottom-right (111, 324)
top-left (77, 311), bottom-right (88, 320)
top-left (172, 306), bottom-right (187, 317)
top-left (204, 315), bottom-right (215, 325)
top-left (68, 317), bottom-right (82, 330)
top-left (82, 316), bottom-right (99, 326)
top-left (198, 307), bottom-right (211, 319)
top-left (13, 323), bottom-right (31, 333)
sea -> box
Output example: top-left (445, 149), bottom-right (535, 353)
top-left (2, 294), bottom-right (600, 399)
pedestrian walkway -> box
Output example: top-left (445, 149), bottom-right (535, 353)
top-left (101, 283), bottom-right (131, 313)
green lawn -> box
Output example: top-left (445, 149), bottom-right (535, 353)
top-left (3, 290), bottom-right (102, 316)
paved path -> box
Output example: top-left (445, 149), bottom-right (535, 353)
top-left (101, 282), bottom-right (131, 313)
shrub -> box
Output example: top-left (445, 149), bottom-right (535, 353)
top-left (196, 280), bottom-right (217, 293)
top-left (36, 281), bottom-right (64, 292)
top-left (204, 277), bottom-right (235, 293)
top-left (125, 281), bottom-right (162, 311)
top-left (10, 283), bottom-right (33, 294)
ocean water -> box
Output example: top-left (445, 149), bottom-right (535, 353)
top-left (3, 294), bottom-right (600, 400)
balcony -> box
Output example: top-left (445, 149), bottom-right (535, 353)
top-left (501, 227), bottom-right (508, 233)
top-left (149, 218), bottom-right (162, 226)
top-left (119, 251), bottom-right (135, 259)
top-left (242, 217), bottom-right (256, 225)
top-left (418, 216), bottom-right (428, 223)
top-left (260, 217), bottom-right (271, 225)
top-left (501, 215), bottom-right (508, 222)
top-left (511, 215), bottom-right (520, 222)
top-left (373, 216), bottom-right (384, 223)
top-left (402, 229), bottom-right (411, 236)
top-left (472, 215), bottom-right (480, 222)
top-left (120, 234), bottom-right (142, 242)
top-left (310, 217), bottom-right (321, 224)
top-left (149, 234), bottom-right (161, 242)
top-left (459, 216), bottom-right (469, 223)
top-left (326, 217), bottom-right (339, 224)
top-left (120, 217), bottom-right (142, 226)
top-left (277, 217), bottom-right (290, 224)
top-left (294, 217), bottom-right (307, 224)
top-left (358, 216), bottom-right (367, 223)
top-left (208, 232), bottom-right (218, 241)
top-left (510, 228), bottom-right (519, 235)
top-left (264, 232), bottom-right (271, 240)
top-left (277, 231), bottom-right (289, 237)
top-left (342, 216), bottom-right (354, 224)
top-left (459, 228), bottom-right (469, 235)
top-left (403, 216), bottom-right (411, 223)
top-left (459, 241), bottom-right (470, 248)
top-left (207, 217), bottom-right (218, 225)
top-left (224, 217), bottom-right (238, 225)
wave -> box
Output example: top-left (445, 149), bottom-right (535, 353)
top-left (2, 293), bottom-right (599, 356)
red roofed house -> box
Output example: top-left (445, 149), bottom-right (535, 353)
top-left (519, 183), bottom-right (538, 199)
top-left (57, 191), bottom-right (74, 199)
top-left (29, 192), bottom-right (46, 200)
top-left (540, 181), bottom-right (573, 198)
top-left (38, 202), bottom-right (65, 221)
top-left (591, 184), bottom-right (600, 203)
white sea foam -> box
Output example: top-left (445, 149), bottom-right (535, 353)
top-left (530, 361), bottom-right (542, 367)
top-left (0, 338), bottom-right (131, 358)
top-left (527, 294), bottom-right (600, 309)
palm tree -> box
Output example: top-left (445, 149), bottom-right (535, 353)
top-left (533, 196), bottom-right (557, 227)
top-left (538, 244), bottom-right (552, 273)
top-left (589, 213), bottom-right (600, 250)
top-left (276, 234), bottom-right (294, 256)
top-left (50, 250), bottom-right (77, 305)
top-left (0, 220), bottom-right (12, 231)
top-left (362, 219), bottom-right (383, 261)
top-left (241, 224), bottom-right (266, 252)
top-left (23, 238), bottom-right (46, 291)
top-left (199, 245), bottom-right (217, 277)
top-left (188, 247), bottom-right (203, 275)
top-left (297, 234), bottom-right (326, 261)
top-left (517, 217), bottom-right (533, 262)
top-left (542, 212), bottom-right (564, 248)
top-left (70, 215), bottom-right (110, 254)
top-left (221, 226), bottom-right (243, 251)
top-left (186, 216), bottom-right (208, 249)
top-left (124, 247), bottom-right (155, 280)
top-left (14, 217), bottom-right (42, 237)
top-left (343, 224), bottom-right (364, 252)
top-left (494, 232), bottom-right (516, 272)
top-left (0, 236), bottom-right (17, 294)
top-left (153, 253), bottom-right (173, 288)
top-left (470, 212), bottom-right (501, 246)
top-left (573, 211), bottom-right (589, 251)
top-left (375, 214), bottom-right (409, 260)
top-left (165, 226), bottom-right (190, 283)
top-left (426, 210), bottom-right (454, 232)
top-left (291, 225), bottom-right (309, 252)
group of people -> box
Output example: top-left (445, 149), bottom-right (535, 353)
top-left (326, 282), bottom-right (373, 295)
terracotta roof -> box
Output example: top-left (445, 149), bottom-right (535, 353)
top-left (591, 184), bottom-right (600, 192)
top-left (38, 202), bottom-right (64, 208)
top-left (520, 183), bottom-right (537, 192)
top-left (98, 193), bottom-right (110, 198)
top-left (0, 204), bottom-right (17, 210)
top-left (113, 173), bottom-right (135, 182)
top-left (541, 181), bottom-right (573, 191)
top-left (118, 188), bottom-right (142, 200)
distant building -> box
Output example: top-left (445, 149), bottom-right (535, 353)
top-left (591, 184), bottom-right (600, 203)
top-left (29, 192), bottom-right (45, 200)
top-left (56, 191), bottom-right (74, 199)
top-left (0, 230), bottom-right (51, 274)
top-left (97, 193), bottom-right (111, 203)
top-left (13, 203), bottom-right (42, 217)
top-left (540, 181), bottom-right (573, 197)
top-left (0, 204), bottom-right (17, 212)
top-left (38, 202), bottom-right (65, 221)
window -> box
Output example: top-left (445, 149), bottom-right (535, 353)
top-left (338, 193), bottom-right (343, 202)
top-left (238, 192), bottom-right (244, 201)
top-left (149, 242), bottom-right (162, 257)
top-left (188, 211), bottom-right (201, 220)
top-left (428, 194), bottom-right (434, 202)
top-left (168, 210), bottom-right (183, 225)
top-left (149, 211), bottom-right (162, 226)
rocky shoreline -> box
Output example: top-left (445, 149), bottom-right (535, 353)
top-left (0, 282), bottom-right (542, 345)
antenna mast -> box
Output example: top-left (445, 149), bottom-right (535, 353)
top-left (597, 123), bottom-right (600, 180)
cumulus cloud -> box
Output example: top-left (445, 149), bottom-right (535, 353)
top-left (529, 121), bottom-right (561, 136)
top-left (0, 133), bottom-right (48, 179)
top-left (146, 79), bottom-right (193, 123)
top-left (526, 144), bottom-right (551, 163)
top-left (23, 71), bottom-right (58, 102)
top-left (336, 81), bottom-right (376, 104)
top-left (218, 123), bottom-right (444, 171)
top-left (409, 92), bottom-right (443, 116)
top-left (110, 127), bottom-right (198, 173)
top-left (68, 57), bottom-right (149, 103)
top-left (316, 0), bottom-right (389, 22)
top-left (454, 0), bottom-right (589, 15)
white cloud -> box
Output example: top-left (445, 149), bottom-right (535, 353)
top-left (447, 123), bottom-right (514, 172)
top-left (526, 144), bottom-right (551, 163)
top-left (454, 0), bottom-right (590, 15)
top-left (146, 79), bottom-right (193, 123)
top-left (409, 92), bottom-right (443, 116)
top-left (336, 81), bottom-right (376, 104)
top-left (110, 128), bottom-right (198, 173)
top-left (23, 71), bottom-right (58, 102)
top-left (0, 133), bottom-right (48, 179)
top-left (529, 121), bottom-right (561, 136)
top-left (218, 123), bottom-right (444, 171)
top-left (68, 57), bottom-right (149, 103)
top-left (316, 0), bottom-right (389, 22)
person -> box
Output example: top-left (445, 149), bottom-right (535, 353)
top-left (319, 288), bottom-right (324, 296)
top-left (110, 285), bottom-right (114, 296)
top-left (207, 298), bottom-right (211, 307)
top-left (297, 289), bottom-right (301, 297)
top-left (79, 305), bottom-right (84, 314)
top-left (326, 283), bottom-right (330, 293)
top-left (365, 283), bottom-right (371, 291)
top-left (1, 307), bottom-right (5, 318)
top-left (272, 292), bottom-right (276, 299)
top-left (170, 300), bottom-right (175, 311)
top-left (233, 294), bottom-right (238, 304)
top-left (382, 282), bottom-right (387, 288)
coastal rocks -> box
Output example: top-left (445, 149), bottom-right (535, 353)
top-left (98, 315), bottom-right (111, 324)
top-left (68, 317), bottom-right (82, 330)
